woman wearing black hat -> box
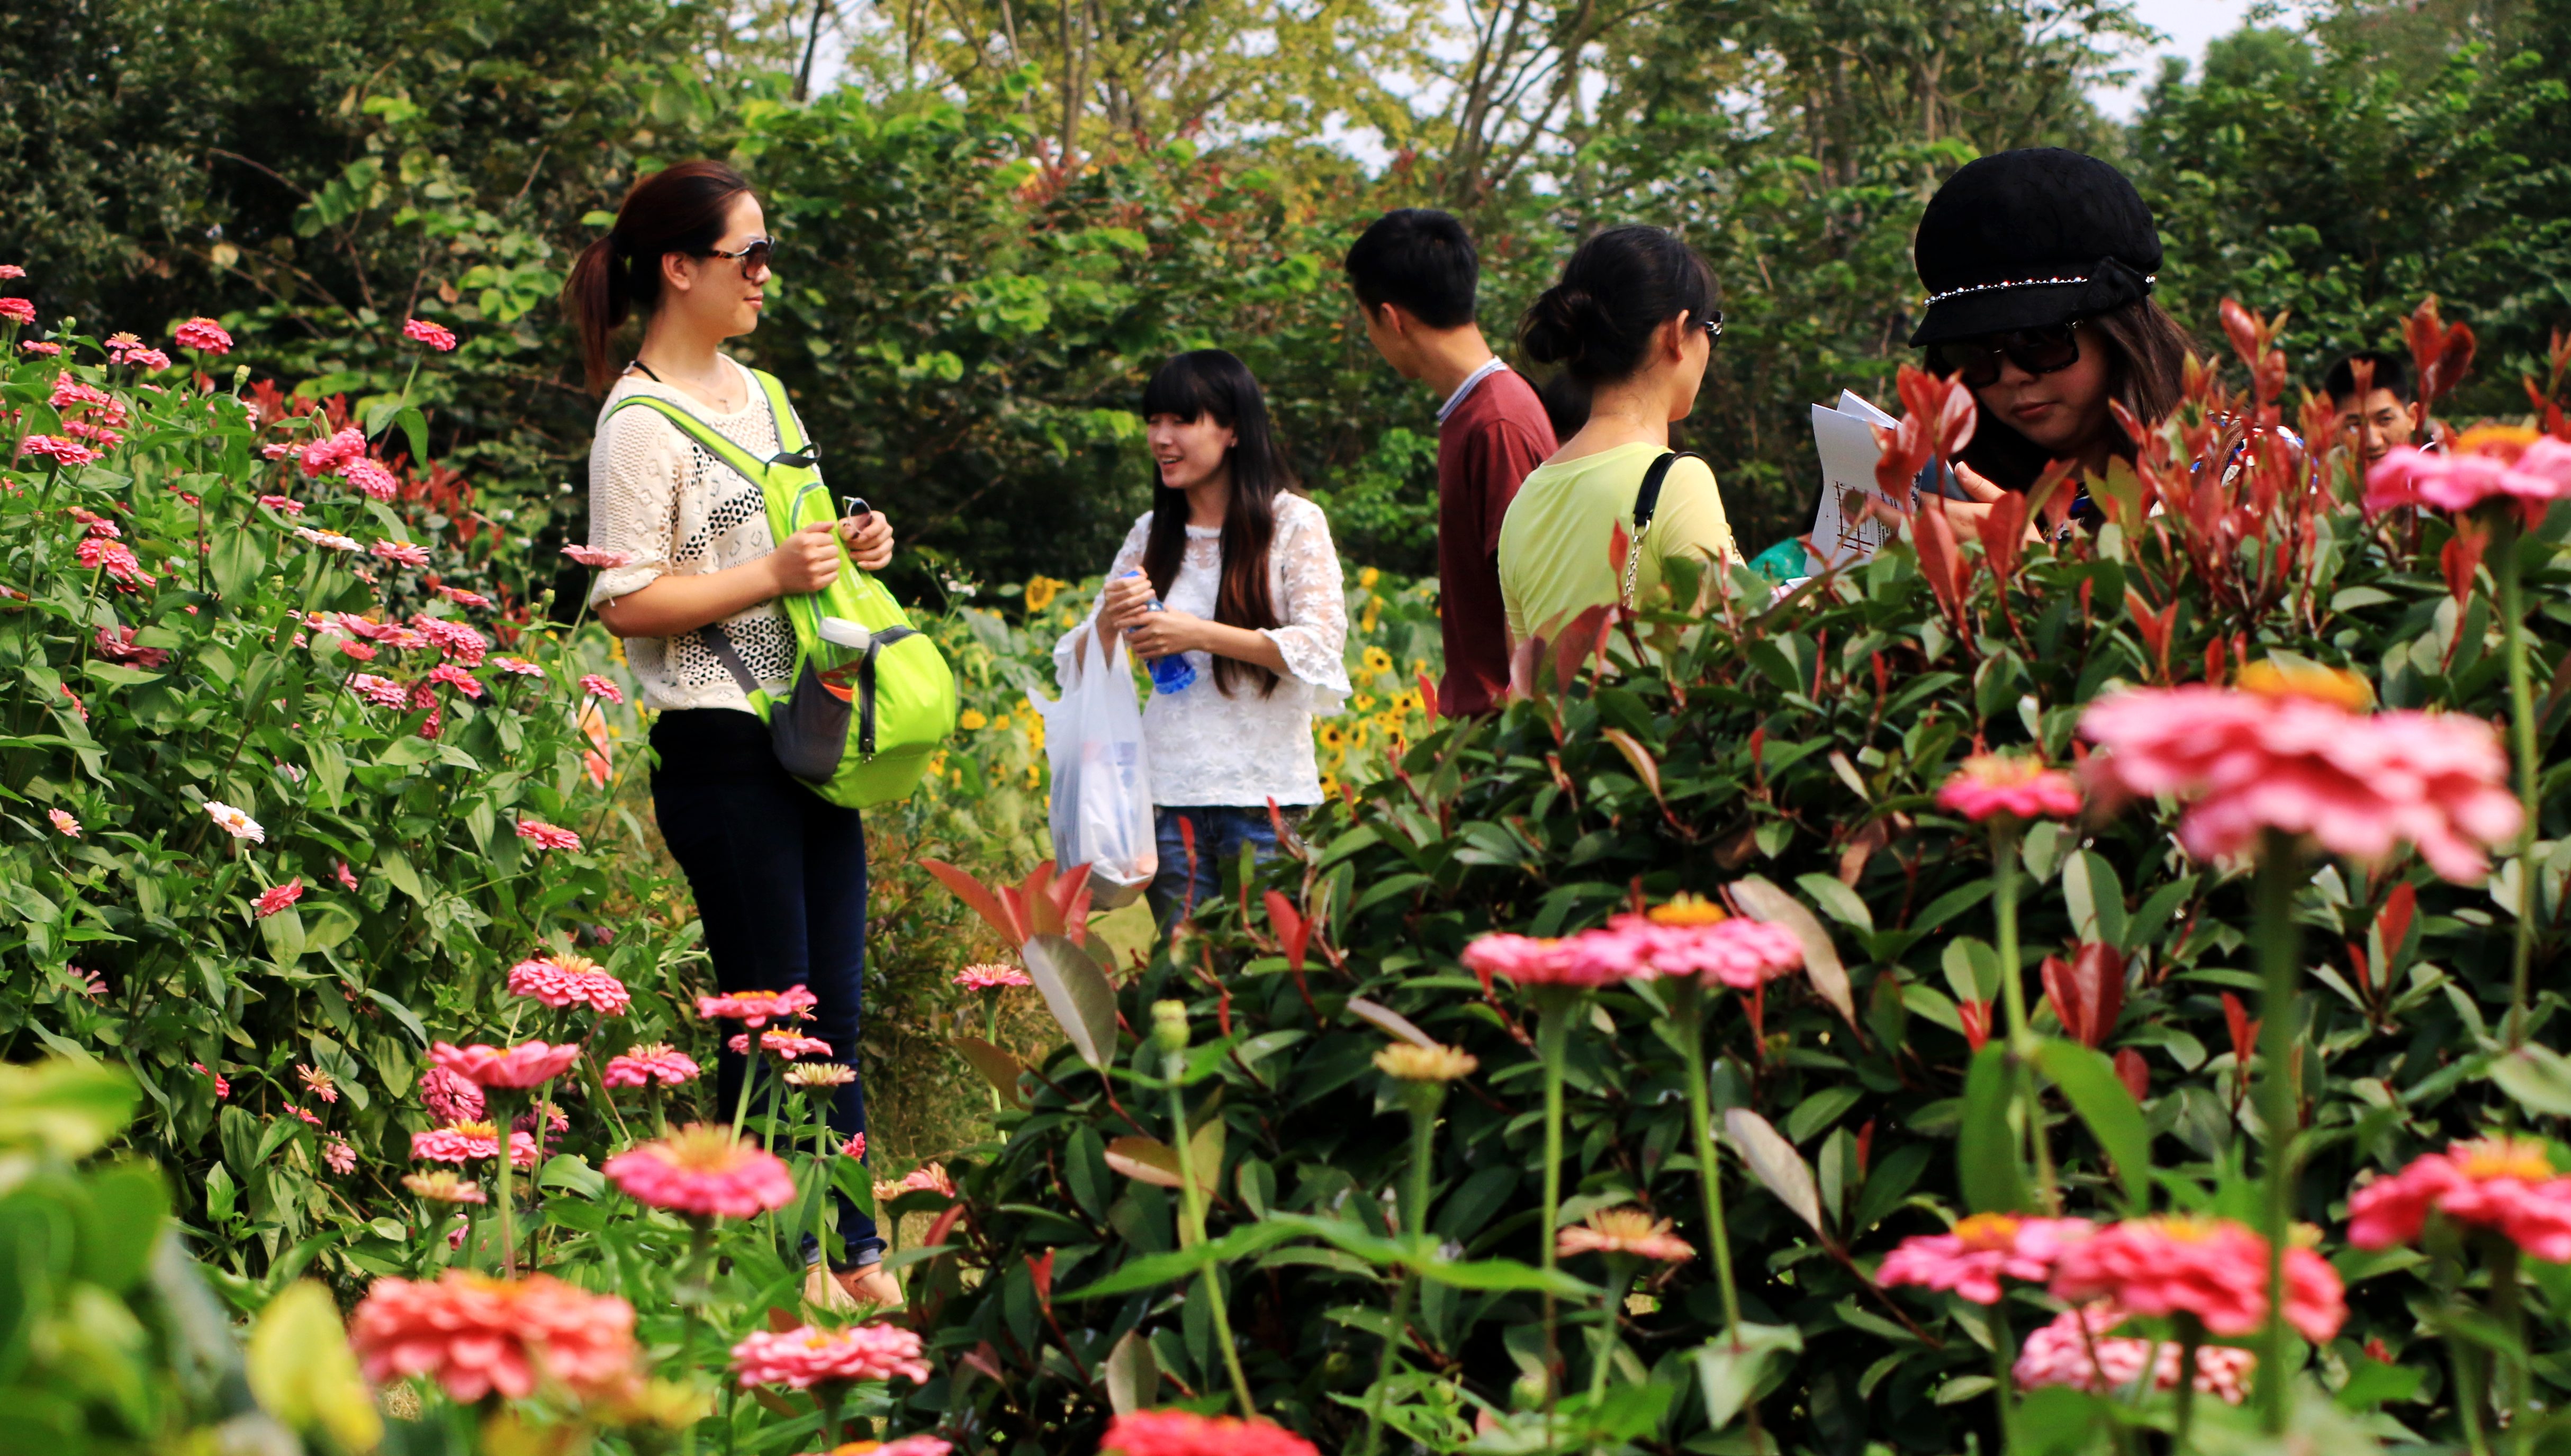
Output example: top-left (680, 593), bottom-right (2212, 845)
top-left (1908, 148), bottom-right (2193, 532)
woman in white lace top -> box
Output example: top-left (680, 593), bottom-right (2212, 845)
top-left (561, 161), bottom-right (900, 1312)
top-left (1054, 350), bottom-right (1349, 925)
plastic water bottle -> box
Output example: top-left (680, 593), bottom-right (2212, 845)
top-left (1117, 570), bottom-right (1196, 695)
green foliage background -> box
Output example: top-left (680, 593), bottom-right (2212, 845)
top-left (6, 0), bottom-right (2567, 586)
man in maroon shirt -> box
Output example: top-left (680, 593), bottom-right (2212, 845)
top-left (1346, 209), bottom-right (1559, 718)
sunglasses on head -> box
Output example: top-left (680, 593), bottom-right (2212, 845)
top-left (699, 237), bottom-right (775, 276)
top-left (1930, 319), bottom-right (2082, 388)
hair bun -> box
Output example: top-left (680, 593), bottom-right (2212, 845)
top-left (1520, 284), bottom-right (1597, 367)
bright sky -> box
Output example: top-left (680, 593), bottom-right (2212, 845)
top-left (2095, 0), bottom-right (2259, 117)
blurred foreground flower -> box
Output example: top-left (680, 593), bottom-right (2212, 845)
top-left (1937, 752), bottom-right (2082, 822)
top-left (2049, 1216), bottom-right (2344, 1342)
top-left (2013, 1304), bottom-right (2254, 1403)
top-left (2349, 1136), bottom-right (2571, 1259)
top-left (1557, 1207), bottom-right (1694, 1263)
top-left (1097, 1409), bottom-right (1320, 1456)
top-left (1878, 1214), bottom-right (2093, 1305)
top-left (348, 1271), bottom-right (636, 1403)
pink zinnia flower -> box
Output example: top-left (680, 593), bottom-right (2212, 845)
top-left (431, 1039), bottom-right (581, 1089)
top-left (602, 1123), bottom-right (798, 1220)
top-left (323, 1137), bottom-right (358, 1175)
top-left (1879, 1214), bottom-right (2094, 1305)
top-left (300, 428), bottom-right (365, 477)
top-left (507, 954), bottom-right (631, 1015)
top-left (174, 317), bottom-right (233, 354)
top-left (1459, 933), bottom-right (1595, 988)
top-left (348, 1271), bottom-right (637, 1403)
top-left (2366, 426), bottom-right (2571, 521)
top-left (867, 1439), bottom-right (953, 1456)
top-left (2080, 665), bottom-right (2521, 883)
top-left (122, 348), bottom-right (173, 372)
top-left (1098, 1409), bottom-right (1322, 1456)
top-left (1556, 1207), bottom-right (1694, 1263)
top-left (75, 536), bottom-right (151, 585)
top-left (1563, 908), bottom-right (1807, 990)
top-left (426, 662), bottom-right (484, 700)
top-left (420, 1065), bottom-right (486, 1123)
top-left (2013, 1304), bottom-right (2254, 1404)
top-left (2348, 1136), bottom-right (2571, 1260)
top-left (193, 1061), bottom-right (230, 1098)
top-left (335, 860), bottom-right (359, 891)
top-left (76, 967), bottom-right (108, 998)
top-left (294, 526), bottom-right (360, 552)
top-left (411, 1122), bottom-right (539, 1168)
top-left (0, 298), bottom-right (35, 324)
top-left (92, 625), bottom-right (167, 667)
top-left (842, 1132), bottom-right (867, 1160)
top-left (402, 318), bottom-right (460, 352)
top-left (343, 458), bottom-right (399, 501)
top-left (337, 639), bottom-right (379, 663)
top-left (490, 655), bottom-right (545, 677)
top-left (347, 673), bottom-right (408, 709)
top-left (728, 1030), bottom-right (834, 1060)
top-left (414, 614), bottom-right (488, 664)
top-left (2048, 1215), bottom-right (2344, 1343)
top-left (580, 674), bottom-right (625, 705)
top-left (1938, 753), bottom-right (2083, 822)
top-left (516, 819), bottom-right (582, 852)
top-left (730, 1322), bottom-right (931, 1390)
top-left (953, 963), bottom-right (1033, 990)
top-left (561, 544), bottom-right (635, 569)
top-left (372, 538), bottom-right (430, 568)
top-left (255, 878), bottom-right (305, 919)
top-left (696, 986), bottom-right (819, 1027)
top-left (898, 1162), bottom-right (955, 1197)
top-left (0, 265), bottom-right (23, 278)
top-left (434, 583), bottom-right (493, 609)
top-left (21, 340), bottom-right (60, 356)
top-left (21, 435), bottom-right (101, 468)
top-left (286, 1104), bottom-right (324, 1128)
top-left (257, 494), bottom-right (303, 514)
top-left (601, 1043), bottom-right (701, 1089)
top-left (47, 808), bottom-right (79, 838)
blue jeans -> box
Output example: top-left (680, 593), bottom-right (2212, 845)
top-left (651, 709), bottom-right (883, 1270)
top-left (1148, 805), bottom-right (1305, 927)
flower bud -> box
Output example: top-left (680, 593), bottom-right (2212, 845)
top-left (1150, 999), bottom-right (1189, 1054)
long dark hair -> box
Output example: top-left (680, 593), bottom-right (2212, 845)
top-left (1518, 224), bottom-right (1718, 386)
top-left (1957, 297), bottom-right (2195, 491)
top-left (560, 161), bottom-right (754, 394)
top-left (1139, 350), bottom-right (1293, 698)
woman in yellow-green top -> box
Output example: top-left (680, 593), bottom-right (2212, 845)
top-left (1500, 224), bottom-right (1736, 642)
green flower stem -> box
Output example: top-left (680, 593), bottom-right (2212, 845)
top-left (805, 1091), bottom-right (835, 1279)
top-left (1360, 1081), bottom-right (1443, 1456)
top-left (2446, 1240), bottom-right (2496, 1456)
top-left (1535, 988), bottom-right (1578, 1408)
top-left (1987, 1298), bottom-right (2016, 1453)
top-left (729, 1045), bottom-right (760, 1140)
top-left (2172, 1314), bottom-right (2204, 1454)
top-left (1670, 981), bottom-right (1744, 1335)
top-left (984, 996), bottom-right (1004, 1111)
top-left (1990, 821), bottom-right (2061, 1215)
top-left (491, 1089), bottom-right (520, 1278)
top-left (2488, 1236), bottom-right (2527, 1443)
top-left (1587, 1253), bottom-right (1637, 1407)
top-left (2252, 831), bottom-right (2303, 1433)
top-left (678, 1218), bottom-right (716, 1388)
top-left (2491, 512), bottom-right (2541, 1050)
top-left (1163, 1060), bottom-right (1256, 1418)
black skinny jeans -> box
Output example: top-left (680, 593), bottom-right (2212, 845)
top-left (651, 707), bottom-right (883, 1268)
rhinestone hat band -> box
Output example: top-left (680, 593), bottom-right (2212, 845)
top-left (1922, 270), bottom-right (2158, 306)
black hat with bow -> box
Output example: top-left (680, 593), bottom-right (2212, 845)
top-left (1908, 148), bottom-right (2163, 346)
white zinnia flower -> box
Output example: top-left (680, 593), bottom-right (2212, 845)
top-left (203, 800), bottom-right (265, 843)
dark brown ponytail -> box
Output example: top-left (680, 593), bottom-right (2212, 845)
top-left (561, 161), bottom-right (754, 394)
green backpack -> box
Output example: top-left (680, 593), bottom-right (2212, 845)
top-left (608, 369), bottom-right (958, 809)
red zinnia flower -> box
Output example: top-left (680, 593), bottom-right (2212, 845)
top-left (430, 1039), bottom-right (581, 1089)
top-left (2049, 1216), bottom-right (2344, 1343)
top-left (2348, 1136), bottom-right (2571, 1260)
top-left (255, 878), bottom-right (304, 919)
top-left (174, 317), bottom-right (233, 354)
top-left (402, 318), bottom-right (460, 352)
top-left (348, 1271), bottom-right (637, 1403)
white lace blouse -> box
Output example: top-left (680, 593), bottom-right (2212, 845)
top-left (584, 358), bottom-right (802, 713)
top-left (1054, 495), bottom-right (1350, 807)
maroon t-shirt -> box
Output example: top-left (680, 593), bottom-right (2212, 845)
top-left (1436, 368), bottom-right (1557, 717)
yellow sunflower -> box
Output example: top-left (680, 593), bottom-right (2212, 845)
top-left (1024, 575), bottom-right (1066, 613)
top-left (1361, 646), bottom-right (1394, 677)
top-left (990, 713), bottom-right (1012, 732)
top-left (959, 709), bottom-right (989, 731)
top-left (1359, 602), bottom-right (1381, 635)
top-left (1358, 566), bottom-right (1380, 590)
top-left (1317, 722), bottom-right (1347, 750)
top-left (1352, 692), bottom-right (1376, 712)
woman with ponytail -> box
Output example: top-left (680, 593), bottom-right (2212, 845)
top-left (1054, 349), bottom-right (1350, 927)
top-left (1499, 225), bottom-right (1737, 642)
top-left (563, 161), bottom-right (900, 1310)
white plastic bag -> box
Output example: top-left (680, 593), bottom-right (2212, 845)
top-left (1035, 634), bottom-right (1157, 908)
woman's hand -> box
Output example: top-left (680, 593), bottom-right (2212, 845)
top-left (1099, 573), bottom-right (1156, 632)
top-left (766, 520), bottom-right (845, 596)
top-left (838, 511), bottom-right (894, 572)
top-left (1122, 607), bottom-right (1205, 660)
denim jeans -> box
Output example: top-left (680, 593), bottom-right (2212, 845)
top-left (1148, 804), bottom-right (1304, 927)
top-left (651, 708), bottom-right (883, 1269)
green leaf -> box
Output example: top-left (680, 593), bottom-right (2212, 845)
top-left (950, 1036), bottom-right (1027, 1106)
top-left (1695, 1324), bottom-right (1801, 1428)
top-left (0, 1059), bottom-right (135, 1157)
top-left (2491, 1044), bottom-right (2571, 1117)
top-left (394, 406), bottom-right (429, 467)
top-left (1723, 1108), bottom-right (1824, 1234)
top-left (1061, 1220), bottom-right (1305, 1299)
top-left (1731, 875), bottom-right (1857, 1029)
top-left (1023, 933), bottom-right (1120, 1069)
top-left (1958, 1044), bottom-right (2035, 1214)
top-left (74, 1162), bottom-right (168, 1292)
top-left (209, 530), bottom-right (266, 601)
top-left (247, 1282), bottom-right (383, 1451)
top-left (2031, 1039), bottom-right (2152, 1208)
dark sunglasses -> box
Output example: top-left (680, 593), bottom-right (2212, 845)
top-left (1930, 320), bottom-right (2082, 388)
top-left (699, 237), bottom-right (776, 276)
top-left (1696, 309), bottom-right (1724, 341)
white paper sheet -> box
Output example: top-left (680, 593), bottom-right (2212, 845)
top-left (1806, 393), bottom-right (1904, 572)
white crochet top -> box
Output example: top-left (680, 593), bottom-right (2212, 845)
top-left (1053, 495), bottom-right (1350, 807)
top-left (584, 357), bottom-right (804, 713)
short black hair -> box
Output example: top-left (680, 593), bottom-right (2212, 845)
top-left (1345, 209), bottom-right (1478, 330)
top-left (2324, 350), bottom-right (2410, 402)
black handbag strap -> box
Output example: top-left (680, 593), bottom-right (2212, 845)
top-left (1621, 451), bottom-right (1701, 608)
